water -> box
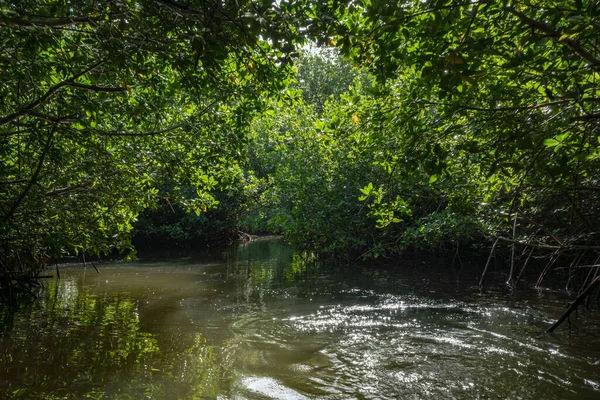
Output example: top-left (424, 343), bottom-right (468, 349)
top-left (1, 239), bottom-right (599, 399)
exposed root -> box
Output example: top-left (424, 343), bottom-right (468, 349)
top-left (546, 276), bottom-right (600, 333)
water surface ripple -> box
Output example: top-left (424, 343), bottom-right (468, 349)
top-left (1, 239), bottom-right (599, 399)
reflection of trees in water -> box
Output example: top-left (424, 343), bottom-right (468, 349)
top-left (227, 239), bottom-right (324, 307)
top-left (0, 240), bottom-right (344, 399)
top-left (0, 277), bottom-right (232, 399)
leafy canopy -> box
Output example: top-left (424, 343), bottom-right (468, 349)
top-left (0, 0), bottom-right (306, 270)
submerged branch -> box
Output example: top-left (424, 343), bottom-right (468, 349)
top-left (546, 276), bottom-right (600, 333)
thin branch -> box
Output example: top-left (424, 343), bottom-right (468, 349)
top-left (424, 99), bottom-right (571, 112)
top-left (154, 0), bottom-right (201, 16)
top-left (479, 238), bottom-right (499, 292)
top-left (0, 15), bottom-right (105, 27)
top-left (1, 130), bottom-right (55, 227)
top-left (93, 97), bottom-right (219, 136)
top-left (0, 60), bottom-right (105, 128)
top-left (45, 181), bottom-right (93, 197)
top-left (518, 213), bottom-right (564, 247)
top-left (66, 82), bottom-right (126, 93)
top-left (555, 263), bottom-right (600, 270)
top-left (515, 246), bottom-right (535, 288)
top-left (508, 212), bottom-right (518, 288)
top-left (571, 113), bottom-right (600, 121)
top-left (0, 179), bottom-right (28, 185)
top-left (94, 123), bottom-right (184, 137)
top-left (497, 236), bottom-right (600, 251)
top-left (26, 111), bottom-right (77, 124)
top-left (504, 6), bottom-right (600, 68)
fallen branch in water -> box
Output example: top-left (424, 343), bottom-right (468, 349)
top-left (546, 275), bottom-right (600, 333)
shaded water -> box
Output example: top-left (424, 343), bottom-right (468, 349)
top-left (1, 239), bottom-right (599, 399)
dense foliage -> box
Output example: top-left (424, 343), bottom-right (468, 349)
top-left (242, 1), bottom-right (600, 288)
top-left (0, 0), bottom-right (303, 278)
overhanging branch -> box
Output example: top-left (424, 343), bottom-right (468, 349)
top-left (66, 82), bottom-right (126, 93)
top-left (45, 181), bottom-right (93, 197)
top-left (0, 60), bottom-right (105, 128)
top-left (27, 111), bottom-right (77, 124)
top-left (505, 6), bottom-right (600, 68)
top-left (0, 15), bottom-right (107, 27)
top-left (424, 99), bottom-right (571, 112)
top-left (94, 123), bottom-right (185, 137)
top-left (1, 130), bottom-right (55, 228)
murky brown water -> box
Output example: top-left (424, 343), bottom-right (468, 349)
top-left (1, 239), bottom-right (599, 399)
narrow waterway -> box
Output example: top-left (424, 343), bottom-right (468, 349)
top-left (1, 239), bottom-right (599, 399)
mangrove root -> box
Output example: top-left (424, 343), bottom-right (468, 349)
top-left (546, 275), bottom-right (600, 333)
